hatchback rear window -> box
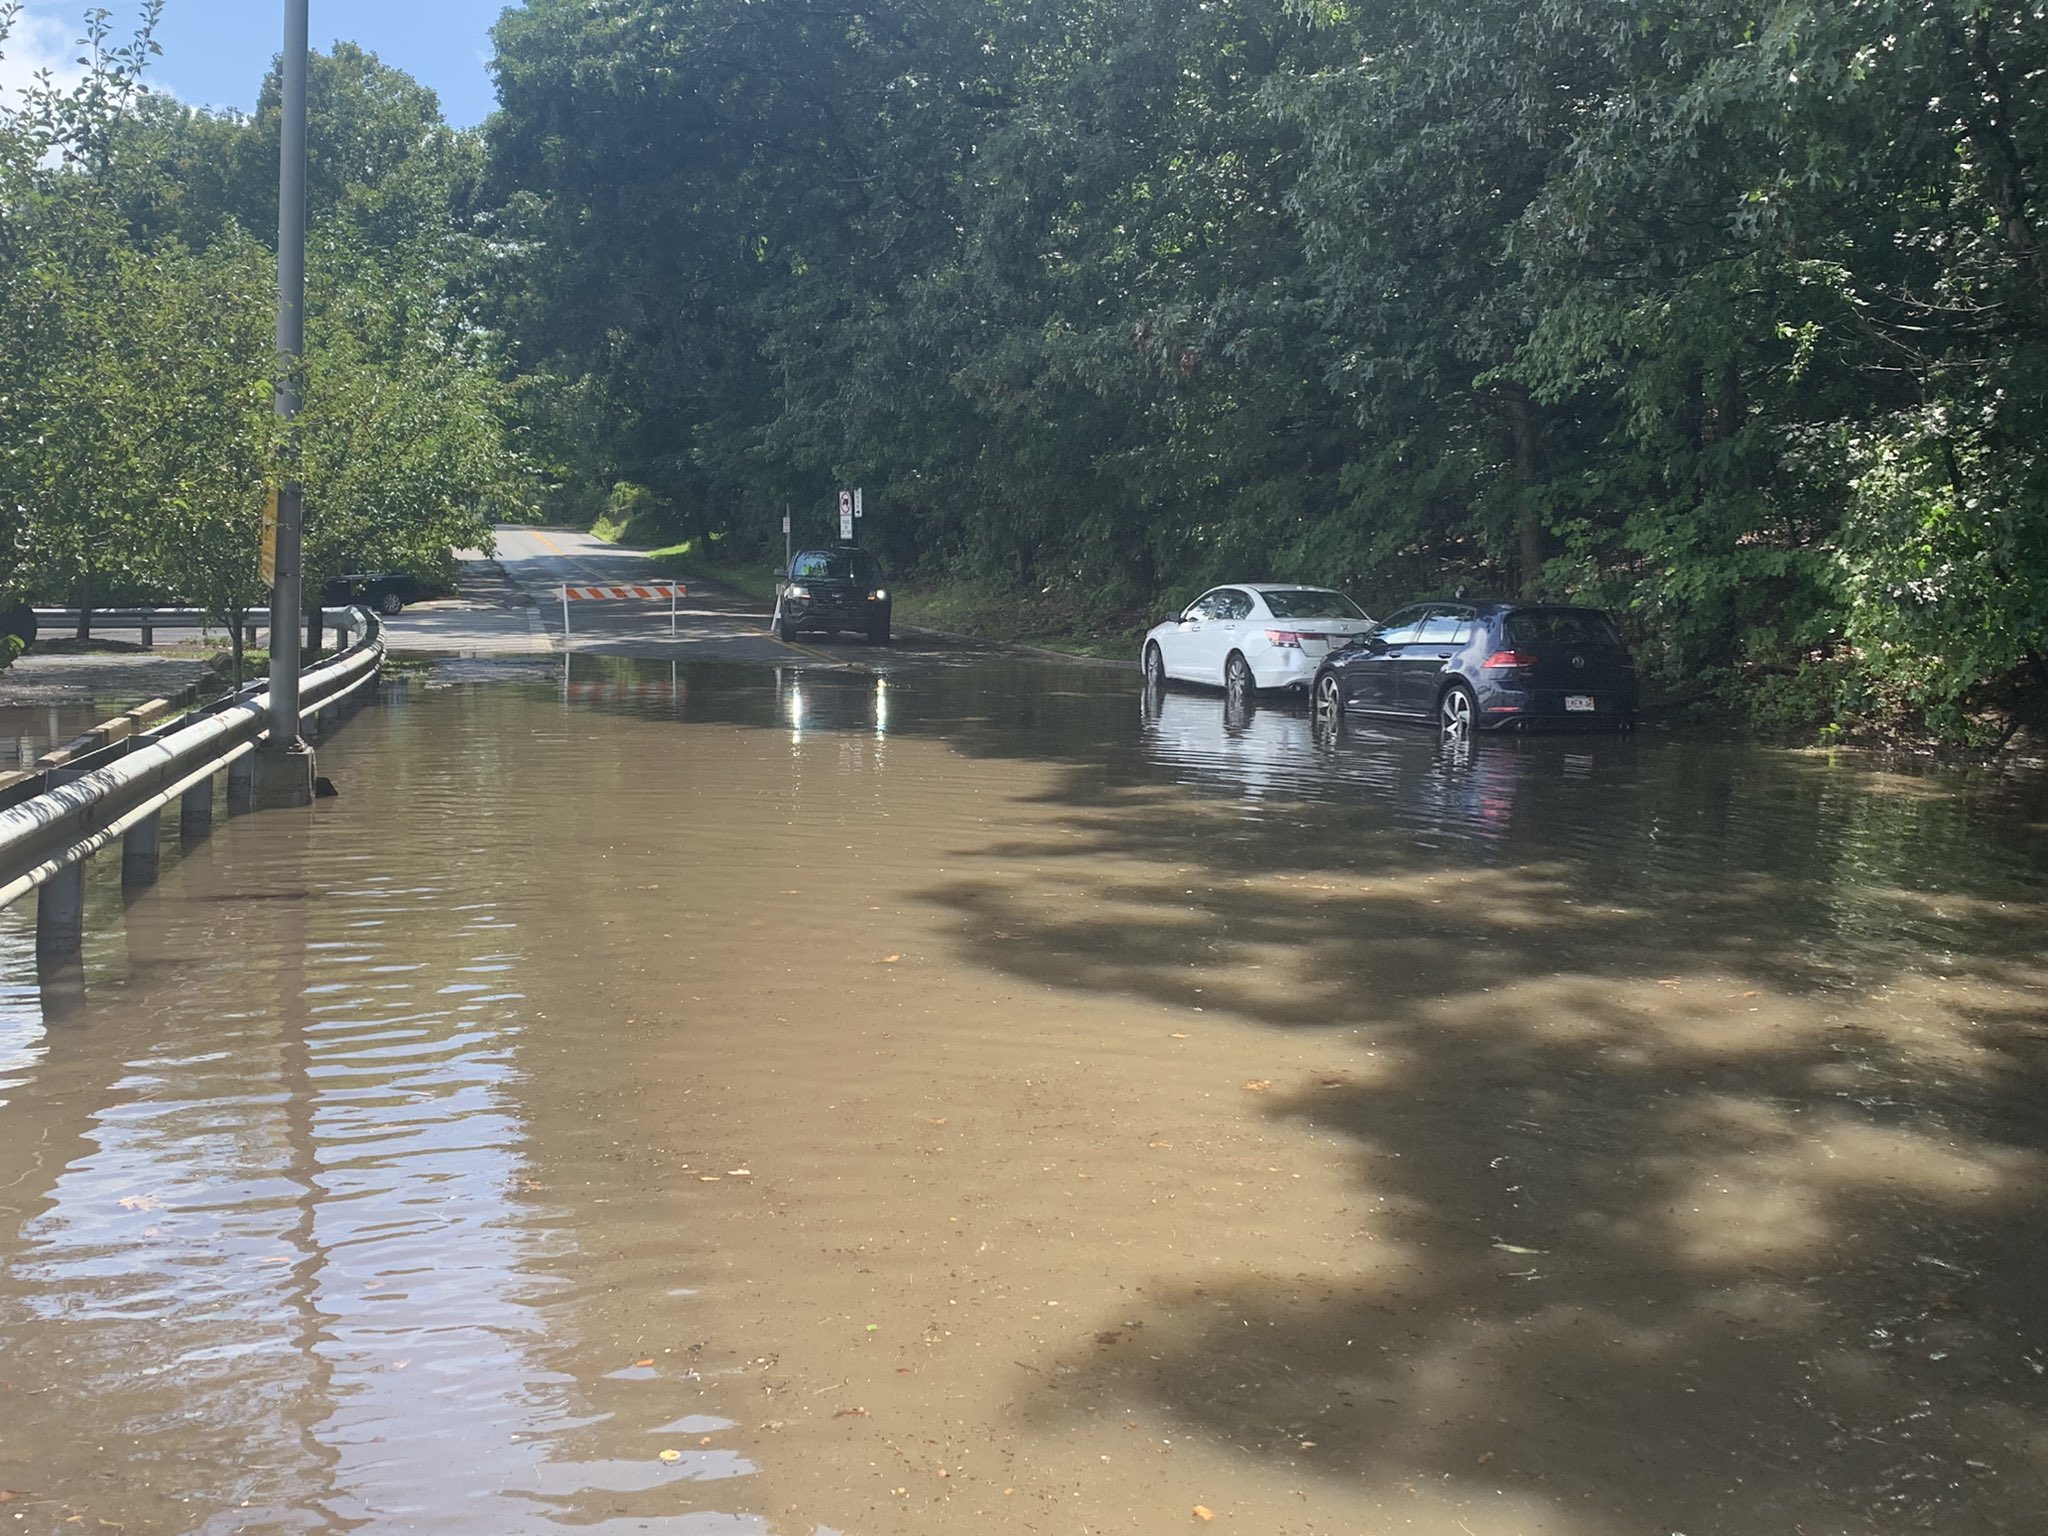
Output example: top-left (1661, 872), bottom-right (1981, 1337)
top-left (1262, 589), bottom-right (1366, 620)
top-left (1504, 608), bottom-right (1623, 646)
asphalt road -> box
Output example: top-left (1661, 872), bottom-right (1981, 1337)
top-left (379, 524), bottom-right (1020, 672)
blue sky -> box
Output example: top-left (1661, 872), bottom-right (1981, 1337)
top-left (2, 1), bottom-right (510, 128)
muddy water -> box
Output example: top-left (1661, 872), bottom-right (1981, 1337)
top-left (3, 657), bottom-right (2047, 1536)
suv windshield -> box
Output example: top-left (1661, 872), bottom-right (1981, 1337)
top-left (790, 551), bottom-right (880, 584)
top-left (1262, 589), bottom-right (1366, 621)
top-left (1504, 608), bottom-right (1622, 647)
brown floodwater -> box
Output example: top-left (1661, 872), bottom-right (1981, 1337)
top-left (3, 655), bottom-right (2047, 1535)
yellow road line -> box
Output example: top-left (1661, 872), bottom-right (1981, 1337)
top-left (529, 529), bottom-right (568, 555)
top-left (739, 620), bottom-right (854, 665)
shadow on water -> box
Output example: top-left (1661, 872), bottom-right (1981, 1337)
top-left (880, 678), bottom-right (2047, 1528)
top-left (552, 653), bottom-right (2048, 1526)
top-left (12, 651), bottom-right (2041, 1530)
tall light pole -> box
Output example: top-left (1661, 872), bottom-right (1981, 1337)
top-left (259, 0), bottom-right (315, 807)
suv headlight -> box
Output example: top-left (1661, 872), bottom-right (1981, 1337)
top-left (870, 588), bottom-right (888, 601)
top-left (785, 584), bottom-right (810, 599)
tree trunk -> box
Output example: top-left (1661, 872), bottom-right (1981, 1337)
top-left (1502, 384), bottom-right (1546, 598)
top-left (1945, 12), bottom-right (2047, 304)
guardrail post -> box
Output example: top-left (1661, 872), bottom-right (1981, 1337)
top-left (180, 776), bottom-right (214, 842)
top-left (140, 620), bottom-right (154, 648)
top-left (36, 860), bottom-right (85, 956)
top-left (227, 752), bottom-right (255, 813)
top-left (122, 810), bottom-right (161, 888)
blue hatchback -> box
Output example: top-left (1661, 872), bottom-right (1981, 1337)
top-left (1312, 601), bottom-right (1638, 732)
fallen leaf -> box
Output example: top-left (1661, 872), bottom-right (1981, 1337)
top-left (1169, 1032), bottom-right (1189, 1039)
top-left (1243, 1080), bottom-right (1271, 1092)
top-left (1147, 1140), bottom-right (1171, 1149)
top-left (881, 955), bottom-right (902, 964)
top-left (727, 1169), bottom-right (752, 1176)
top-left (1741, 989), bottom-right (1761, 997)
top-left (659, 1449), bottom-right (682, 1463)
top-left (1194, 1506), bottom-right (1215, 1522)
top-left (833, 1406), bottom-right (868, 1418)
top-left (1655, 977), bottom-right (1680, 987)
top-left (927, 1117), bottom-right (949, 1126)
top-left (1492, 1242), bottom-right (1546, 1255)
top-left (635, 1358), bottom-right (655, 1367)
top-left (698, 1175), bottom-right (723, 1182)
top-left (0, 1491), bottom-right (29, 1505)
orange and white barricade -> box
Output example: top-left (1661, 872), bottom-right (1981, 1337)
top-left (559, 581), bottom-right (688, 638)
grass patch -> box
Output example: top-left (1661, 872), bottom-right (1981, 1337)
top-left (892, 581), bottom-right (1149, 660)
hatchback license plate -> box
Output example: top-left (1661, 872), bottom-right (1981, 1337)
top-left (1565, 694), bottom-right (1595, 713)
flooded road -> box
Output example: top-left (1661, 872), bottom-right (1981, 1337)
top-left (3, 656), bottom-right (2047, 1535)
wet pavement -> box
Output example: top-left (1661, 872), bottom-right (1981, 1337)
top-left (3, 647), bottom-right (2048, 1536)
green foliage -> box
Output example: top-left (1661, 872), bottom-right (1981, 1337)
top-left (0, 7), bottom-right (526, 644)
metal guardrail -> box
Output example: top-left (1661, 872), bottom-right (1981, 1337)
top-left (0, 607), bottom-right (385, 946)
top-left (32, 607), bottom-right (264, 648)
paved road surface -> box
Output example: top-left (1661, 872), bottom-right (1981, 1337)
top-left (383, 525), bottom-right (1021, 672)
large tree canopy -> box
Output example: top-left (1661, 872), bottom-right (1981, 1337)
top-left (0, 6), bottom-right (524, 660)
top-left (483, 0), bottom-right (2048, 739)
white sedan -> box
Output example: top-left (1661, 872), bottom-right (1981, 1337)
top-left (1141, 583), bottom-right (1374, 693)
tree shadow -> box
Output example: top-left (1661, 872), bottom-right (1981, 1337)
top-left (893, 707), bottom-right (2048, 1528)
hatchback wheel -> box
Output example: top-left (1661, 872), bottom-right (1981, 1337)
top-left (1224, 651), bottom-right (1254, 696)
top-left (378, 590), bottom-right (404, 615)
top-left (1142, 643), bottom-right (1166, 689)
top-left (1439, 681), bottom-right (1476, 735)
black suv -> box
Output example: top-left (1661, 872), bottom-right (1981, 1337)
top-left (321, 570), bottom-right (448, 615)
top-left (774, 547), bottom-right (891, 643)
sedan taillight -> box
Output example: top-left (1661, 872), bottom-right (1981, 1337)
top-left (1482, 649), bottom-right (1537, 669)
top-left (1266, 629), bottom-right (1307, 648)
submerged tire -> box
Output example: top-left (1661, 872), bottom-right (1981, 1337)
top-left (1439, 681), bottom-right (1476, 735)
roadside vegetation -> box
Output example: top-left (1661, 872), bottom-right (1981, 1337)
top-left (486, 0), bottom-right (2048, 749)
top-left (4, 3), bottom-right (2044, 751)
top-left (0, 4), bottom-right (527, 672)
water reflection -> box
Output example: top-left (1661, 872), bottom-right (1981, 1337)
top-left (0, 657), bottom-right (2044, 1536)
top-left (0, 691), bottom-right (766, 1534)
top-left (1139, 677), bottom-right (1650, 856)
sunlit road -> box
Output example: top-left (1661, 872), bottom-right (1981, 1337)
top-left (472, 523), bottom-right (1007, 671)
